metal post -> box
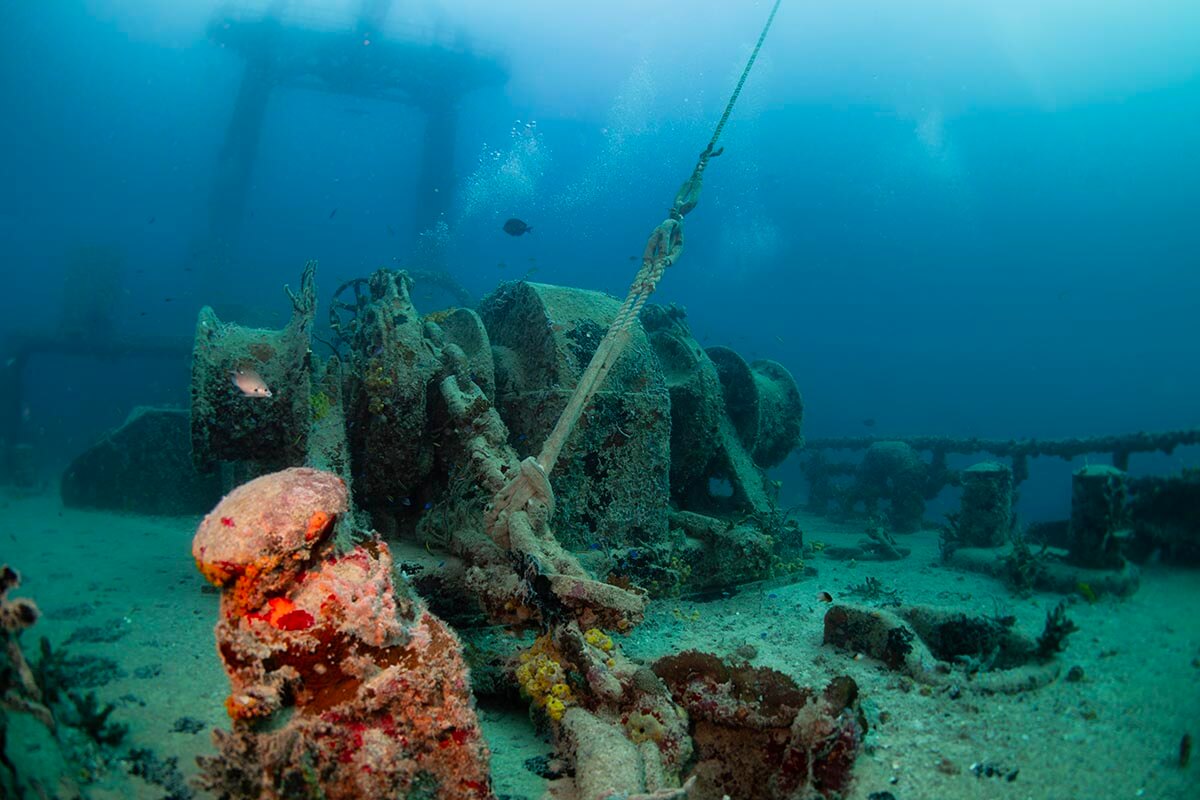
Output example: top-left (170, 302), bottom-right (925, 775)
top-left (413, 99), bottom-right (457, 241)
top-left (202, 57), bottom-right (273, 283)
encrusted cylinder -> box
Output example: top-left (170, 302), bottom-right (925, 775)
top-left (343, 270), bottom-right (437, 519)
top-left (191, 264), bottom-right (317, 472)
top-left (641, 305), bottom-right (723, 497)
top-left (1069, 465), bottom-right (1129, 569)
top-left (705, 346), bottom-right (803, 468)
top-left (479, 281), bottom-right (670, 550)
top-left (190, 309), bottom-right (312, 471)
top-left (957, 461), bottom-right (1013, 547)
top-left (427, 306), bottom-right (496, 401)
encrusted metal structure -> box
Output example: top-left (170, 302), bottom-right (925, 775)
top-left (188, 265), bottom-right (806, 597)
top-left (201, 1), bottom-right (505, 275)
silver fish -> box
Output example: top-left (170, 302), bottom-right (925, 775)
top-left (231, 366), bottom-right (272, 398)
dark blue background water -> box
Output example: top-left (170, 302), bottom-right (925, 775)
top-left (2, 1), bottom-right (1198, 521)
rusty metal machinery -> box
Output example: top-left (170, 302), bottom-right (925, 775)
top-left (190, 262), bottom-right (317, 473)
top-left (188, 266), bottom-right (808, 597)
top-left (479, 281), bottom-right (672, 551)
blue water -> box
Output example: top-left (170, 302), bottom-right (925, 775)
top-left (4, 2), bottom-right (1199, 491)
top-left (2, 2), bottom-right (1200, 798)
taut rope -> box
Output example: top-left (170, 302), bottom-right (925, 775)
top-left (498, 0), bottom-right (784, 509)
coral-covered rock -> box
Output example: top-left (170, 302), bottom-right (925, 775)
top-left (194, 468), bottom-right (493, 800)
top-left (193, 467), bottom-right (345, 561)
top-left (193, 467), bottom-right (347, 617)
top-left (652, 652), bottom-right (862, 799)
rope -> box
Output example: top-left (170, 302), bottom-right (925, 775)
top-left (707, 0), bottom-right (784, 153)
top-left (498, 0), bottom-right (784, 502)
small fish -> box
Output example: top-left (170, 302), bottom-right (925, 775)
top-left (862, 418), bottom-right (877, 428)
top-left (400, 497), bottom-right (413, 507)
top-left (628, 255), bottom-right (638, 262)
top-left (423, 501), bottom-right (432, 510)
top-left (386, 224), bottom-right (395, 237)
top-left (147, 216), bottom-right (156, 224)
top-left (502, 217), bottom-right (532, 236)
top-left (817, 591), bottom-right (833, 603)
top-left (231, 366), bottom-right (272, 397)
top-left (163, 297), bottom-right (174, 302)
top-left (328, 208), bottom-right (338, 219)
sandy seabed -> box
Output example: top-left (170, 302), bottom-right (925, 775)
top-left (3, 488), bottom-right (1197, 800)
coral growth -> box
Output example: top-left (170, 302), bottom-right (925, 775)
top-left (1035, 601), bottom-right (1079, 660)
top-left (1, 565), bottom-right (52, 731)
top-left (67, 691), bottom-right (127, 746)
top-left (1, 566), bottom-right (40, 636)
top-left (515, 634), bottom-right (577, 722)
top-left (193, 468), bottom-right (492, 799)
top-left (516, 623), bottom-right (694, 798)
